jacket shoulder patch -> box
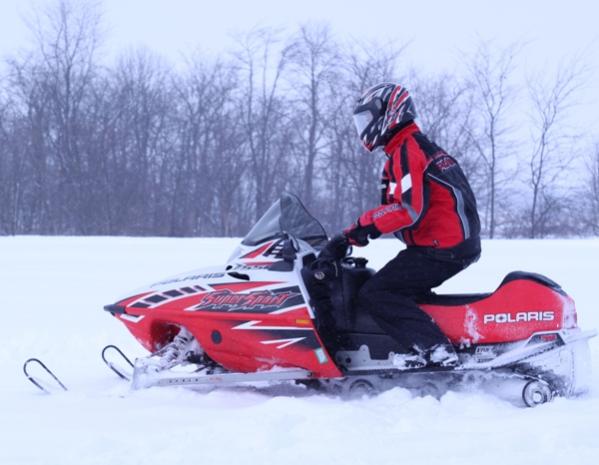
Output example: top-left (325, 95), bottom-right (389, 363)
top-left (432, 153), bottom-right (457, 171)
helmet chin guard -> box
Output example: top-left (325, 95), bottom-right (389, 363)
top-left (353, 82), bottom-right (417, 152)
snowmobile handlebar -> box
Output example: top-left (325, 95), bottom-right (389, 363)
top-left (319, 234), bottom-right (350, 262)
top-left (309, 234), bottom-right (351, 281)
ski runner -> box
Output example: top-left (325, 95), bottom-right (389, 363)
top-left (333, 82), bottom-right (481, 368)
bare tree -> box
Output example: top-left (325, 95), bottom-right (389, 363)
top-left (171, 56), bottom-right (245, 235)
top-left (233, 28), bottom-right (297, 220)
top-left (411, 72), bottom-right (480, 178)
top-left (526, 59), bottom-right (587, 238)
top-left (582, 144), bottom-right (599, 235)
top-left (17, 0), bottom-right (103, 233)
top-left (465, 40), bottom-right (521, 238)
top-left (2, 10), bottom-right (598, 239)
top-left (0, 91), bottom-right (20, 234)
top-left (108, 50), bottom-right (174, 234)
top-left (287, 24), bottom-right (339, 210)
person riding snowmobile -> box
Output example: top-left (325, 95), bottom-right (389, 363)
top-left (326, 82), bottom-right (481, 369)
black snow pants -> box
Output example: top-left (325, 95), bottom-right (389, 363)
top-left (357, 245), bottom-right (479, 353)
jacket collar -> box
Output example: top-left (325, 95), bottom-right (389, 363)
top-left (383, 121), bottom-right (420, 156)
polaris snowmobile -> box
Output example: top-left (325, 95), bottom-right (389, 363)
top-left (101, 193), bottom-right (595, 406)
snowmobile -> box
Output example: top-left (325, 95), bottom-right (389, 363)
top-left (96, 193), bottom-right (594, 406)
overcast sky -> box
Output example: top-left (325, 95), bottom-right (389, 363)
top-left (1, 0), bottom-right (598, 135)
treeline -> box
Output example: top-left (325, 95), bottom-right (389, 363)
top-left (1, 0), bottom-right (598, 238)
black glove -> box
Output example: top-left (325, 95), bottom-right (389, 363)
top-left (343, 221), bottom-right (381, 247)
top-left (319, 234), bottom-right (349, 261)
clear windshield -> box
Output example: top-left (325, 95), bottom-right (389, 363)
top-left (242, 193), bottom-right (328, 249)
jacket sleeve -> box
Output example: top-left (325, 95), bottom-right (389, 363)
top-left (359, 139), bottom-right (428, 234)
top-left (380, 160), bottom-right (390, 205)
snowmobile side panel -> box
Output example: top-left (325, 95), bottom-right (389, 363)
top-left (109, 268), bottom-right (342, 378)
top-left (421, 278), bottom-right (574, 345)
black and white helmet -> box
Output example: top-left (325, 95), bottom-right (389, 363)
top-left (353, 82), bottom-right (417, 152)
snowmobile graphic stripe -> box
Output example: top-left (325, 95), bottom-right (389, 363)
top-left (128, 285), bottom-right (207, 309)
top-left (269, 304), bottom-right (310, 315)
top-left (260, 329), bottom-right (320, 350)
top-left (131, 302), bottom-right (151, 308)
top-left (232, 320), bottom-right (314, 331)
top-left (260, 337), bottom-right (306, 349)
top-left (164, 289), bottom-right (184, 297)
top-left (119, 314), bottom-right (145, 323)
top-left (232, 322), bottom-right (321, 350)
top-left (115, 292), bottom-right (153, 308)
top-left (145, 294), bottom-right (168, 304)
top-left (241, 241), bottom-right (273, 259)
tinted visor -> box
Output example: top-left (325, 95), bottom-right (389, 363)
top-left (353, 109), bottom-right (374, 136)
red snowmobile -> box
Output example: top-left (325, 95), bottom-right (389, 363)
top-left (101, 193), bottom-right (595, 406)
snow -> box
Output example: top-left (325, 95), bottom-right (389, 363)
top-left (1, 236), bottom-right (599, 465)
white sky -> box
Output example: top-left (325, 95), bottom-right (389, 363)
top-left (1, 0), bottom-right (598, 136)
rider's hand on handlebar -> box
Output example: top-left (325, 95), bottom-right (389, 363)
top-left (343, 220), bottom-right (381, 247)
top-left (319, 234), bottom-right (349, 261)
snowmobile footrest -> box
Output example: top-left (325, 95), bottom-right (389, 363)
top-left (132, 368), bottom-right (312, 389)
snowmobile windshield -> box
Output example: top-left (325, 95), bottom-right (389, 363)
top-left (242, 193), bottom-right (328, 250)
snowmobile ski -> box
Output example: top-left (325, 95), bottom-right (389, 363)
top-left (23, 358), bottom-right (68, 394)
top-left (101, 344), bottom-right (134, 381)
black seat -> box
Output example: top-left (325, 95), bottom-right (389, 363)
top-left (415, 270), bottom-right (564, 306)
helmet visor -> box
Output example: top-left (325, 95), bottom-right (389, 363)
top-left (353, 110), bottom-right (373, 137)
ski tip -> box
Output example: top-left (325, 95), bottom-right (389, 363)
top-left (23, 358), bottom-right (68, 393)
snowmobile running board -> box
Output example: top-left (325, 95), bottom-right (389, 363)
top-left (132, 367), bottom-right (313, 390)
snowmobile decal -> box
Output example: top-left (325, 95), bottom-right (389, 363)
top-left (120, 314), bottom-right (145, 323)
top-left (232, 320), bottom-right (321, 350)
top-left (187, 286), bottom-right (304, 313)
top-left (240, 241), bottom-right (274, 259)
top-left (130, 285), bottom-right (205, 308)
top-left (229, 262), bottom-right (275, 270)
top-left (261, 338), bottom-right (308, 349)
top-left (483, 311), bottom-right (555, 324)
top-left (232, 319), bottom-right (314, 331)
top-left (264, 240), bottom-right (286, 258)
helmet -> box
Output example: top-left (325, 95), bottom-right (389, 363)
top-left (353, 82), bottom-right (417, 152)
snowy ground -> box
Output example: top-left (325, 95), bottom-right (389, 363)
top-left (1, 236), bottom-right (599, 465)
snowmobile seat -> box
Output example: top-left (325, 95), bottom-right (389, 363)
top-left (415, 270), bottom-right (565, 306)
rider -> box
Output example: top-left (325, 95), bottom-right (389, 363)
top-left (339, 82), bottom-right (481, 368)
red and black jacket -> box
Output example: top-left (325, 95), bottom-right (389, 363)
top-left (358, 122), bottom-right (481, 259)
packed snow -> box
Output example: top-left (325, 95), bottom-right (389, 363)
top-left (1, 236), bottom-right (599, 465)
